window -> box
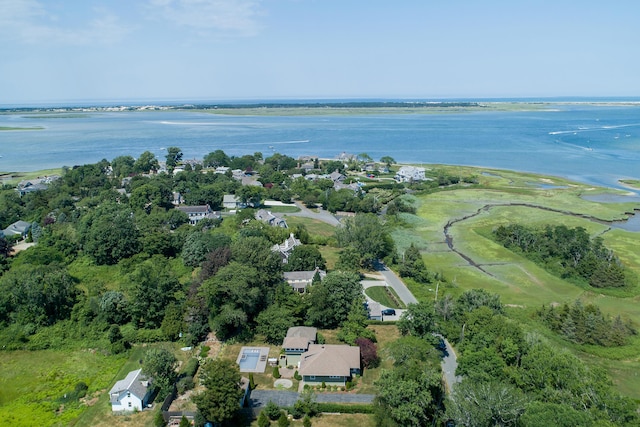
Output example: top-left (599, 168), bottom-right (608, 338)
top-left (330, 375), bottom-right (340, 379)
top-left (309, 376), bottom-right (315, 380)
top-left (128, 402), bottom-right (132, 407)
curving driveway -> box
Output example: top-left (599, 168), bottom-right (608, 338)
top-left (283, 201), bottom-right (342, 227)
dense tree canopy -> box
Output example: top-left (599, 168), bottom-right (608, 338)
top-left (307, 271), bottom-right (363, 329)
top-left (494, 224), bottom-right (628, 288)
top-left (335, 213), bottom-right (394, 268)
top-left (194, 359), bottom-right (244, 426)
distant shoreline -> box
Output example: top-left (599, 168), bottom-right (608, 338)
top-left (2, 100), bottom-right (640, 116)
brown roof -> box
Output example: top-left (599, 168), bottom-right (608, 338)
top-left (283, 336), bottom-right (311, 350)
top-left (298, 344), bottom-right (360, 377)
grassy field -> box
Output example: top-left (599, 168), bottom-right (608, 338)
top-left (0, 348), bottom-right (131, 426)
top-left (0, 168), bottom-right (63, 185)
top-left (408, 166), bottom-right (640, 398)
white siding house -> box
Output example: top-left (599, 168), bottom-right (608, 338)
top-left (394, 166), bottom-right (426, 182)
top-left (109, 369), bottom-right (152, 412)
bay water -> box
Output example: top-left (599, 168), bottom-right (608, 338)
top-left (1, 103), bottom-right (639, 193)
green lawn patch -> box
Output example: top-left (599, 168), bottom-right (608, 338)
top-left (365, 286), bottom-right (405, 309)
top-left (264, 205), bottom-right (301, 213)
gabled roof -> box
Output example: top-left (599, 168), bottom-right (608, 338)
top-left (283, 269), bottom-right (326, 282)
top-left (299, 345), bottom-right (360, 377)
top-left (282, 326), bottom-right (317, 350)
top-left (286, 326), bottom-right (317, 341)
top-left (176, 204), bottom-right (212, 214)
top-left (109, 369), bottom-right (150, 403)
top-left (2, 220), bottom-right (31, 236)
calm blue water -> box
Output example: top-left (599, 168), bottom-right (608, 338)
top-left (1, 103), bottom-right (639, 192)
top-left (238, 352), bottom-right (260, 370)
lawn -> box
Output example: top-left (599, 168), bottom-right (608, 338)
top-left (282, 216), bottom-right (337, 238)
top-left (405, 169), bottom-right (640, 398)
top-left (365, 286), bottom-right (406, 309)
top-left (0, 348), bottom-right (131, 427)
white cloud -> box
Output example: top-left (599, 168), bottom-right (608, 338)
top-left (146, 0), bottom-right (263, 37)
top-left (0, 0), bottom-right (132, 45)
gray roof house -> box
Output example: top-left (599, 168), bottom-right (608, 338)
top-left (1, 220), bottom-right (31, 238)
top-left (283, 268), bottom-right (326, 293)
top-left (256, 209), bottom-right (288, 228)
top-left (176, 204), bottom-right (221, 225)
top-left (109, 369), bottom-right (153, 412)
top-left (280, 326), bottom-right (317, 367)
top-left (298, 344), bottom-right (361, 386)
top-left (223, 194), bottom-right (247, 210)
top-left (271, 233), bottom-right (301, 263)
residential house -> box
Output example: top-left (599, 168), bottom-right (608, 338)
top-left (214, 166), bottom-right (230, 175)
top-left (15, 176), bottom-right (59, 196)
top-left (1, 220), bottom-right (31, 239)
top-left (171, 192), bottom-right (183, 206)
top-left (223, 194), bottom-right (247, 210)
top-left (271, 233), bottom-right (301, 263)
top-left (394, 166), bottom-right (426, 183)
top-left (329, 170), bottom-right (345, 184)
top-left (109, 369), bottom-right (153, 412)
top-left (176, 204), bottom-right (221, 225)
top-left (255, 209), bottom-right (288, 228)
top-left (298, 344), bottom-right (361, 386)
top-left (281, 326), bottom-right (317, 367)
top-left (283, 268), bottom-right (326, 293)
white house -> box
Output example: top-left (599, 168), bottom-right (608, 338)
top-left (223, 194), bottom-right (247, 210)
top-left (394, 166), bottom-right (426, 183)
top-left (271, 233), bottom-right (302, 263)
top-left (176, 204), bottom-right (221, 225)
top-left (109, 369), bottom-right (153, 412)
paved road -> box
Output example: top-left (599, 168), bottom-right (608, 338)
top-left (248, 390), bottom-right (374, 408)
top-left (373, 261), bottom-right (418, 305)
top-left (437, 334), bottom-right (462, 393)
top-left (283, 201), bottom-right (342, 227)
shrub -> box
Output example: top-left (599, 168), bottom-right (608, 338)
top-left (199, 345), bottom-right (210, 358)
top-left (181, 357), bottom-right (199, 377)
top-left (303, 415), bottom-right (312, 427)
top-left (264, 401), bottom-right (281, 421)
top-left (176, 376), bottom-right (194, 394)
top-left (249, 373), bottom-right (256, 390)
top-left (257, 411), bottom-right (270, 427)
top-left (277, 413), bottom-right (290, 427)
top-left (273, 366), bottom-right (281, 379)
top-left (321, 381), bottom-right (326, 389)
top-left (316, 403), bottom-right (374, 414)
top-left (294, 370), bottom-right (302, 381)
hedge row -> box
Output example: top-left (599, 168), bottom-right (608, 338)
top-left (315, 403), bottom-right (374, 414)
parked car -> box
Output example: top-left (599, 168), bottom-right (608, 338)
top-left (381, 308), bottom-right (396, 316)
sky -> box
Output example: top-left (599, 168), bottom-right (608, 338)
top-left (1, 0), bottom-right (640, 105)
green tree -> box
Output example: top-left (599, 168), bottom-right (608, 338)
top-left (134, 150), bottom-right (160, 173)
top-left (375, 368), bottom-right (441, 427)
top-left (203, 149), bottom-right (230, 168)
top-left (0, 263), bottom-right (78, 327)
top-left (446, 380), bottom-right (527, 427)
top-left (335, 213), bottom-right (394, 269)
top-left (142, 347), bottom-right (178, 397)
top-left (256, 304), bottom-right (296, 345)
top-left (380, 156), bottom-right (395, 167)
top-left (307, 271), bottom-right (363, 328)
top-left (193, 359), bottom-right (243, 426)
top-left (397, 301), bottom-right (436, 340)
top-left (257, 411), bottom-right (270, 427)
top-left (264, 400), bottom-right (282, 420)
top-left (111, 155), bottom-right (135, 178)
top-left (81, 204), bottom-right (141, 265)
top-left (165, 146), bottom-right (183, 174)
top-left (520, 401), bottom-right (593, 427)
top-left (128, 256), bottom-right (181, 328)
top-left (285, 245), bottom-right (326, 272)
top-left (99, 290), bottom-right (130, 324)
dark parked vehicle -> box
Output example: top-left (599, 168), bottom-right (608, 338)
top-left (382, 308), bottom-right (396, 316)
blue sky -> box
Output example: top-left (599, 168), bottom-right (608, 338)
top-left (2, 0), bottom-right (639, 104)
